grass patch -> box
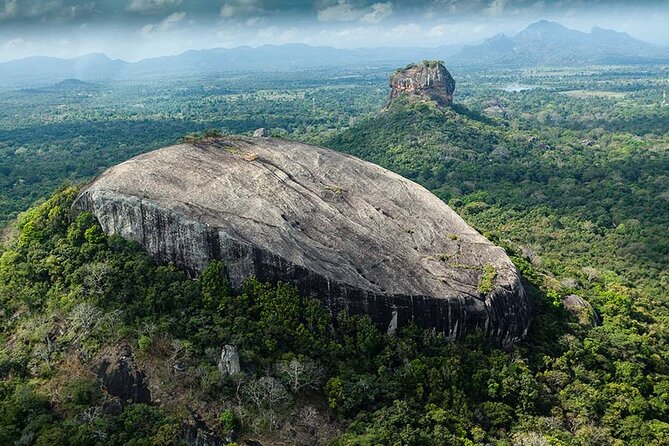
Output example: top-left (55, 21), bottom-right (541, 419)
top-left (478, 263), bottom-right (497, 294)
top-left (324, 184), bottom-right (344, 195)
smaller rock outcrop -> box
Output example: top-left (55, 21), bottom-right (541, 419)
top-left (97, 343), bottom-right (151, 405)
top-left (253, 128), bottom-right (269, 137)
top-left (183, 410), bottom-right (223, 446)
top-left (389, 60), bottom-right (455, 108)
top-left (562, 294), bottom-right (601, 326)
top-left (218, 345), bottom-right (241, 376)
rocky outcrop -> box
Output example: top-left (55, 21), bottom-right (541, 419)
top-left (73, 136), bottom-right (531, 346)
top-left (218, 345), bottom-right (241, 376)
top-left (183, 411), bottom-right (224, 446)
top-left (389, 60), bottom-right (455, 108)
top-left (253, 128), bottom-right (269, 137)
top-left (562, 294), bottom-right (600, 326)
top-left (97, 343), bottom-right (151, 405)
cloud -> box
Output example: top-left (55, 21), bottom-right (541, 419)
top-left (428, 21), bottom-right (492, 41)
top-left (245, 16), bottom-right (264, 26)
top-left (0, 0), bottom-right (96, 22)
top-left (128, 0), bottom-right (182, 13)
top-left (2, 36), bottom-right (27, 49)
top-left (317, 1), bottom-right (363, 22)
top-left (140, 11), bottom-right (186, 34)
top-left (161, 10), bottom-right (186, 27)
top-left (0, 0), bottom-right (62, 20)
top-left (59, 2), bottom-right (96, 20)
top-left (317, 1), bottom-right (392, 23)
top-left (257, 25), bottom-right (300, 42)
top-left (0, 0), bottom-right (18, 20)
top-left (362, 2), bottom-right (392, 23)
top-left (483, 0), bottom-right (534, 16)
top-left (220, 0), bottom-right (263, 19)
top-left (485, 0), bottom-right (507, 15)
top-left (2, 0), bottom-right (669, 62)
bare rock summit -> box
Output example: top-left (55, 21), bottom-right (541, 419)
top-left (389, 60), bottom-right (456, 108)
top-left (73, 136), bottom-right (531, 346)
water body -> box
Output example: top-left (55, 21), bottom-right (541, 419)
top-left (502, 83), bottom-right (538, 92)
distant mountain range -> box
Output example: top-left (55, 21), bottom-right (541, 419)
top-left (0, 21), bottom-right (667, 89)
top-left (0, 44), bottom-right (460, 89)
top-left (450, 20), bottom-right (669, 66)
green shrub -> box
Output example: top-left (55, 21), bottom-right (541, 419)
top-left (137, 335), bottom-right (152, 352)
top-left (478, 264), bottom-right (497, 294)
top-left (219, 409), bottom-right (238, 432)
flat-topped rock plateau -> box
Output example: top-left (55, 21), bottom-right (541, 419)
top-left (73, 136), bottom-right (531, 345)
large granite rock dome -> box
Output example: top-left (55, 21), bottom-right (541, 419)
top-left (73, 136), bottom-right (531, 345)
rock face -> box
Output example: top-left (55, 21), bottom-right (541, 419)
top-left (97, 343), bottom-right (151, 405)
top-left (389, 61), bottom-right (455, 108)
top-left (218, 345), bottom-right (241, 376)
top-left (73, 136), bottom-right (531, 346)
top-left (183, 411), bottom-right (223, 446)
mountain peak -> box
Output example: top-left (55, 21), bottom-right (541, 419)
top-left (451, 20), bottom-right (666, 67)
top-left (590, 26), bottom-right (624, 36)
top-left (526, 19), bottom-right (563, 29)
top-left (56, 78), bottom-right (91, 87)
top-left (515, 20), bottom-right (584, 41)
top-left (74, 52), bottom-right (113, 62)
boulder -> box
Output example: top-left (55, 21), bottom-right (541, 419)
top-left (218, 345), bottom-right (241, 376)
top-left (253, 128), bottom-right (269, 137)
top-left (96, 343), bottom-right (151, 405)
top-left (73, 136), bottom-right (531, 346)
top-left (183, 410), bottom-right (223, 446)
top-left (562, 294), bottom-right (601, 326)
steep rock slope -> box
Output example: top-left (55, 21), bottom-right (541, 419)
top-left (73, 136), bottom-right (531, 345)
top-left (389, 61), bottom-right (455, 108)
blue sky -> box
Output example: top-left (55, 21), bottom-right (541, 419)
top-left (1, 0), bottom-right (668, 61)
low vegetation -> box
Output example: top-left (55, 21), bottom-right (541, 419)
top-left (478, 264), bottom-right (497, 294)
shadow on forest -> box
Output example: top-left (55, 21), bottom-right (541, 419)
top-left (451, 103), bottom-right (498, 126)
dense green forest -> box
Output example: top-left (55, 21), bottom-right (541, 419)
top-left (0, 64), bottom-right (668, 445)
top-left (2, 185), bottom-right (667, 445)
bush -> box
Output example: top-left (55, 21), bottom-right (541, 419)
top-left (138, 335), bottom-right (152, 352)
top-left (219, 409), bottom-right (238, 432)
top-left (60, 377), bottom-right (102, 415)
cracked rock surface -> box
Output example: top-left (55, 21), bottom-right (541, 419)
top-left (73, 136), bottom-right (531, 345)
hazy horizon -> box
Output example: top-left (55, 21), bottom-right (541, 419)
top-left (1, 1), bottom-right (669, 62)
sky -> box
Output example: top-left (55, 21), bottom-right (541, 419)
top-left (1, 0), bottom-right (668, 61)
